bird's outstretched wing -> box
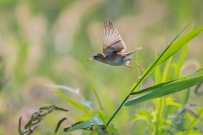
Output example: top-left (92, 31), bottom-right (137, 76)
top-left (101, 21), bottom-right (126, 57)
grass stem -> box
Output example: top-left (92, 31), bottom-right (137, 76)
top-left (105, 95), bottom-right (130, 126)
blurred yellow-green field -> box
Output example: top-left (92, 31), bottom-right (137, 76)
top-left (1, 0), bottom-right (203, 135)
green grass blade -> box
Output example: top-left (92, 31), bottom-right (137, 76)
top-left (154, 50), bottom-right (162, 83)
top-left (154, 64), bottom-right (162, 83)
top-left (125, 76), bottom-right (203, 106)
top-left (158, 26), bottom-right (203, 65)
top-left (130, 25), bottom-right (203, 93)
top-left (131, 68), bottom-right (203, 95)
top-left (162, 57), bottom-right (172, 82)
top-left (174, 44), bottom-right (189, 78)
top-left (175, 22), bottom-right (194, 77)
top-left (130, 79), bottom-right (179, 95)
top-left (183, 88), bottom-right (190, 105)
top-left (87, 79), bottom-right (103, 110)
top-left (185, 68), bottom-right (203, 77)
top-left (52, 90), bottom-right (91, 116)
top-left (67, 116), bottom-right (104, 133)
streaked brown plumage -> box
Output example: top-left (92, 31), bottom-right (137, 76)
top-left (87, 21), bottom-right (143, 81)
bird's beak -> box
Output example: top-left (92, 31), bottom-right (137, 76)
top-left (87, 57), bottom-right (93, 61)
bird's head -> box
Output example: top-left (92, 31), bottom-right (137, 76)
top-left (87, 53), bottom-right (104, 61)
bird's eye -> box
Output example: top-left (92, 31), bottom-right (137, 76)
top-left (94, 55), bottom-right (98, 58)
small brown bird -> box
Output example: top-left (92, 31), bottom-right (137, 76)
top-left (87, 21), bottom-right (143, 81)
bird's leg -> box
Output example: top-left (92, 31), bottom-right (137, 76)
top-left (130, 59), bottom-right (144, 71)
top-left (125, 65), bottom-right (139, 82)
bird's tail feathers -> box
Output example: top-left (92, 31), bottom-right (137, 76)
top-left (126, 47), bottom-right (143, 56)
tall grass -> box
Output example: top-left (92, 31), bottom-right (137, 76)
top-left (51, 21), bottom-right (203, 134)
top-left (1, 1), bottom-right (203, 135)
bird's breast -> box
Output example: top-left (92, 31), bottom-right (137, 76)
top-left (103, 55), bottom-right (131, 66)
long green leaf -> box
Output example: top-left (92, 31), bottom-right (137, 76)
top-left (130, 26), bottom-right (203, 93)
top-left (125, 75), bottom-right (203, 106)
top-left (162, 57), bottom-right (172, 82)
top-left (154, 50), bottom-right (162, 83)
top-left (52, 90), bottom-right (91, 116)
top-left (158, 27), bottom-right (203, 65)
top-left (131, 68), bottom-right (203, 95)
top-left (130, 79), bottom-right (179, 95)
top-left (67, 116), bottom-right (104, 133)
top-left (175, 23), bottom-right (194, 78)
top-left (87, 78), bottom-right (103, 110)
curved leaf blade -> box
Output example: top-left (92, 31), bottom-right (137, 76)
top-left (130, 79), bottom-right (179, 95)
top-left (67, 116), bottom-right (104, 133)
top-left (131, 68), bottom-right (203, 95)
top-left (125, 76), bottom-right (203, 106)
top-left (87, 78), bottom-right (103, 110)
top-left (158, 26), bottom-right (203, 65)
top-left (52, 90), bottom-right (91, 116)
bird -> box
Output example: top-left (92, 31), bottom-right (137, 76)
top-left (87, 21), bottom-right (143, 81)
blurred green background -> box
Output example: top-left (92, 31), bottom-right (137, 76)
top-left (0, 0), bottom-right (203, 134)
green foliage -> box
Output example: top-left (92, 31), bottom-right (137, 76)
top-left (66, 116), bottom-right (104, 133)
top-left (51, 86), bottom-right (111, 134)
top-left (118, 23), bottom-right (203, 135)
top-left (1, 1), bottom-right (203, 134)
top-left (87, 78), bottom-right (104, 111)
top-left (125, 75), bottom-right (203, 106)
top-left (53, 90), bottom-right (93, 118)
top-left (51, 23), bottom-right (203, 134)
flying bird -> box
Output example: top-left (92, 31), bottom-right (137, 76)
top-left (87, 21), bottom-right (143, 81)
